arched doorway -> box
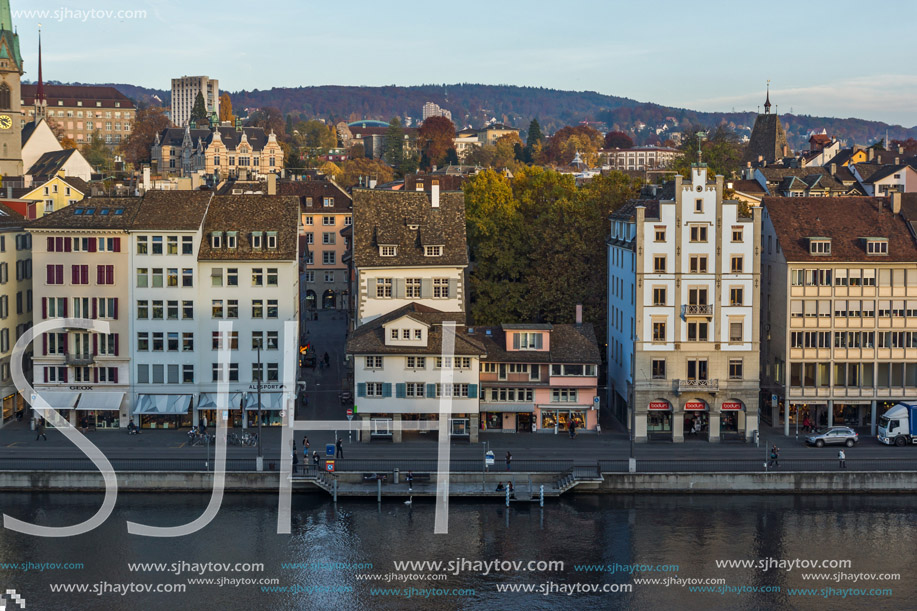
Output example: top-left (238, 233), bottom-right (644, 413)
top-left (305, 290), bottom-right (317, 311)
top-left (322, 289), bottom-right (336, 310)
top-left (720, 399), bottom-right (745, 441)
top-left (684, 399), bottom-right (709, 440)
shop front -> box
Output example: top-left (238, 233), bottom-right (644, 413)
top-left (244, 392), bottom-right (284, 427)
top-left (75, 392), bottom-right (125, 430)
top-left (683, 399), bottom-right (709, 440)
top-left (537, 406), bottom-right (594, 433)
top-left (2, 391), bottom-right (22, 424)
top-left (32, 390), bottom-right (80, 427)
top-left (480, 404), bottom-right (534, 433)
top-left (134, 394), bottom-right (193, 429)
top-left (720, 400), bottom-right (745, 441)
top-left (647, 399), bottom-right (673, 441)
top-left (450, 416), bottom-right (470, 438)
top-left (196, 392), bottom-right (244, 428)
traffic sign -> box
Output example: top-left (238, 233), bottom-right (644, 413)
top-left (347, 408), bottom-right (353, 416)
top-left (485, 450), bottom-right (495, 466)
top-left (771, 394), bottom-right (778, 408)
top-left (593, 396), bottom-right (600, 410)
top-left (347, 415), bottom-right (353, 422)
top-left (325, 444), bottom-right (335, 457)
top-left (325, 460), bottom-right (335, 472)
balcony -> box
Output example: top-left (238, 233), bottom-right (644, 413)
top-left (684, 304), bottom-right (714, 316)
top-left (677, 378), bottom-right (719, 392)
top-left (65, 353), bottom-right (94, 366)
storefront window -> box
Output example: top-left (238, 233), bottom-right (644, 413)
top-left (141, 413), bottom-right (192, 429)
top-left (721, 413), bottom-right (739, 432)
top-left (540, 410), bottom-right (586, 429)
top-left (483, 413), bottom-right (503, 430)
top-left (648, 412), bottom-right (672, 433)
top-left (198, 409), bottom-right (243, 428)
top-left (78, 411), bottom-right (120, 429)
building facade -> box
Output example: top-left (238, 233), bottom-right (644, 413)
top-left (0, 0), bottom-right (23, 176)
top-left (0, 203), bottom-right (32, 426)
top-left (171, 76), bottom-right (219, 128)
top-left (761, 194), bottom-right (917, 437)
top-left (609, 166), bottom-right (762, 442)
top-left (22, 85), bottom-right (135, 146)
top-left (601, 146), bottom-right (681, 171)
top-left (152, 126), bottom-right (284, 179)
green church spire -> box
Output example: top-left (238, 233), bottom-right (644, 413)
top-left (0, 0), bottom-right (11, 33)
top-left (0, 0), bottom-right (22, 71)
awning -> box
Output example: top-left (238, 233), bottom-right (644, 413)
top-left (134, 394), bottom-right (192, 415)
top-left (244, 392), bottom-right (284, 411)
top-left (196, 392), bottom-right (243, 410)
top-left (33, 391), bottom-right (80, 409)
top-left (480, 403), bottom-right (535, 413)
top-left (76, 392), bottom-right (125, 411)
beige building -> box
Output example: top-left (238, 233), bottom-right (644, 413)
top-left (601, 146), bottom-right (681, 171)
top-left (171, 75), bottom-right (219, 128)
top-left (152, 126), bottom-right (284, 179)
top-left (0, 203), bottom-right (32, 425)
top-left (761, 194), bottom-right (917, 436)
top-left (22, 85), bottom-right (135, 146)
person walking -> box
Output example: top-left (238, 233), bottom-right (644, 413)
top-left (323, 352), bottom-right (330, 367)
top-left (336, 438), bottom-right (343, 458)
top-left (312, 451), bottom-right (319, 473)
top-left (406, 471), bottom-right (414, 492)
top-left (505, 451), bottom-right (512, 471)
top-left (838, 449), bottom-right (846, 469)
top-left (770, 444), bottom-right (780, 469)
top-left (35, 418), bottom-right (47, 441)
top-left (292, 447), bottom-right (299, 473)
top-left (303, 437), bottom-right (309, 463)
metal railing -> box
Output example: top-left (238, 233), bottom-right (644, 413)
top-left (65, 353), bottom-right (95, 366)
top-left (684, 304), bottom-right (714, 316)
top-left (677, 378), bottom-right (719, 391)
top-left (0, 457), bottom-right (257, 472)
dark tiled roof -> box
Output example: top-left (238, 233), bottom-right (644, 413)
top-left (825, 148), bottom-right (857, 167)
top-left (730, 179), bottom-right (765, 194)
top-left (743, 113), bottom-right (789, 164)
top-left (352, 189), bottom-right (468, 268)
top-left (279, 179), bottom-right (352, 213)
top-left (21, 84), bottom-right (135, 109)
top-left (861, 164), bottom-right (908, 184)
top-left (156, 127), bottom-right (211, 148)
top-left (469, 324), bottom-right (600, 364)
top-left (763, 196), bottom-right (917, 263)
top-left (198, 195), bottom-right (299, 261)
top-left (20, 120), bottom-right (38, 146)
top-left (131, 191), bottom-right (213, 230)
top-left (346, 303), bottom-right (485, 356)
top-left (62, 177), bottom-right (90, 194)
top-left (900, 194), bottom-right (917, 235)
top-left (156, 126), bottom-right (276, 152)
top-left (610, 198), bottom-right (660, 221)
top-left (852, 163), bottom-right (884, 182)
top-left (404, 174), bottom-right (468, 192)
top-left (27, 150), bottom-right (78, 180)
top-left (28, 197), bottom-right (141, 230)
top-left (0, 202), bottom-right (27, 228)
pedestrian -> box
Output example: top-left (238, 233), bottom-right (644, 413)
top-left (312, 450), bottom-right (319, 472)
top-left (336, 438), bottom-right (343, 458)
top-left (16, 408), bottom-right (22, 422)
top-left (770, 444), bottom-right (779, 468)
top-left (406, 471), bottom-right (414, 491)
top-left (531, 420), bottom-right (536, 434)
top-left (838, 449), bottom-right (846, 469)
top-left (304, 436), bottom-right (310, 453)
top-left (292, 448), bottom-right (299, 473)
top-left (80, 416), bottom-right (88, 434)
top-left (323, 352), bottom-right (330, 366)
top-left (505, 451), bottom-right (512, 471)
top-left (596, 422), bottom-right (602, 435)
top-left (35, 418), bottom-right (47, 441)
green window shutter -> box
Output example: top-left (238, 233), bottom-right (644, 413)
top-left (426, 384), bottom-right (437, 398)
top-left (468, 384), bottom-right (478, 399)
top-left (357, 383), bottom-right (366, 398)
top-left (382, 383), bottom-right (392, 398)
top-left (395, 383), bottom-right (406, 399)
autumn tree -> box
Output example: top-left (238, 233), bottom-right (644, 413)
top-left (218, 92), bottom-right (234, 123)
top-left (493, 133), bottom-right (522, 168)
top-left (82, 131), bottom-right (114, 172)
top-left (672, 126), bottom-right (745, 179)
top-left (119, 106), bottom-right (172, 168)
top-left (319, 161), bottom-right (342, 182)
top-left (337, 157), bottom-right (395, 189)
top-left (540, 125), bottom-right (604, 166)
top-left (603, 131), bottom-right (633, 149)
top-left (294, 120), bottom-right (336, 149)
top-left (522, 118), bottom-right (544, 163)
top-left (190, 91), bottom-right (209, 126)
top-left (247, 107), bottom-right (286, 140)
top-left (418, 115), bottom-right (456, 169)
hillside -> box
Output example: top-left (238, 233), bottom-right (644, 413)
top-left (43, 81), bottom-right (917, 148)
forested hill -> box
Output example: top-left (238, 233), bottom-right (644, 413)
top-left (40, 81), bottom-right (917, 147)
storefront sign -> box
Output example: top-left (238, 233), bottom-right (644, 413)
top-left (684, 400), bottom-right (707, 411)
top-left (248, 383), bottom-right (290, 392)
top-left (648, 401), bottom-right (670, 410)
top-left (69, 386), bottom-right (93, 391)
top-left (721, 401), bottom-right (743, 411)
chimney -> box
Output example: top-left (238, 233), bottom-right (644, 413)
top-left (892, 191), bottom-right (902, 215)
top-left (868, 148), bottom-right (874, 162)
top-left (368, 178), bottom-right (377, 189)
top-left (829, 163), bottom-right (836, 176)
top-left (142, 166), bottom-right (151, 192)
top-left (431, 180), bottom-right (440, 208)
top-left (575, 304), bottom-right (583, 326)
top-left (898, 145), bottom-right (904, 154)
top-left (267, 173), bottom-right (277, 195)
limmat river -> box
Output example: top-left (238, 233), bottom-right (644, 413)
top-left (0, 492), bottom-right (909, 610)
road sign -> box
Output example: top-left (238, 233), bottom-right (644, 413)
top-left (593, 396), bottom-right (600, 410)
top-left (771, 394), bottom-right (778, 408)
top-left (347, 415), bottom-right (353, 422)
top-left (325, 460), bottom-right (335, 472)
top-left (347, 408), bottom-right (353, 416)
top-left (485, 450), bottom-right (495, 466)
top-left (325, 444), bottom-right (335, 457)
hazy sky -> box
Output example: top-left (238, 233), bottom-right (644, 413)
top-left (13, 0), bottom-right (917, 126)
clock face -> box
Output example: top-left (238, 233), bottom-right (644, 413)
top-left (0, 115), bottom-right (11, 130)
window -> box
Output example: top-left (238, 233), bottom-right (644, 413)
top-left (252, 331), bottom-right (264, 350)
top-left (651, 359), bottom-right (666, 379)
top-left (212, 300), bottom-right (224, 318)
top-left (182, 365), bottom-right (194, 384)
top-left (513, 333), bottom-right (543, 350)
top-left (167, 236), bottom-right (178, 255)
top-left (323, 197), bottom-right (333, 207)
top-left (729, 359), bottom-right (743, 380)
top-left (694, 198), bottom-right (703, 213)
top-left (433, 278), bottom-right (450, 298)
top-left (267, 268), bottom-right (278, 286)
top-left (167, 268), bottom-right (179, 287)
top-left (730, 287), bottom-right (744, 306)
top-left (305, 233), bottom-right (314, 245)
top-left (405, 382), bottom-right (425, 398)
top-left (687, 359), bottom-right (708, 381)
top-left (137, 332), bottom-right (149, 351)
top-left (376, 278), bottom-right (393, 298)
top-left (435, 383), bottom-right (470, 398)
top-left (689, 225), bottom-right (708, 242)
top-left (732, 226), bottom-right (744, 242)
top-left (182, 236), bottom-right (193, 255)
top-left (414, 329), bottom-right (422, 339)
top-left (689, 255), bottom-right (708, 273)
top-left (365, 382), bottom-right (384, 397)
top-left (166, 300), bottom-right (179, 320)
top-left (251, 232), bottom-right (263, 249)
top-left (227, 300), bottom-right (238, 318)
top-left (729, 321), bottom-right (743, 342)
top-left (266, 331), bottom-right (279, 350)
top-left (654, 226), bottom-right (665, 242)
top-left (137, 236), bottom-right (148, 254)
top-left (212, 363), bottom-right (239, 382)
top-left (211, 331), bottom-right (239, 350)
top-left (730, 256), bottom-right (744, 273)
top-left (866, 239), bottom-right (888, 255)
top-left (652, 321), bottom-right (666, 342)
top-left (137, 300), bottom-right (149, 319)
top-left (226, 232), bottom-right (238, 249)
top-left (380, 246), bottom-right (397, 257)
top-left (267, 300), bottom-right (278, 318)
top-left (654, 256), bottom-right (666, 273)
top-left (551, 388), bottom-right (577, 402)
top-left (425, 246), bottom-right (442, 257)
top-left (150, 268), bottom-right (163, 288)
top-left (182, 300), bottom-right (194, 319)
top-left (151, 332), bottom-right (164, 351)
top-left (226, 268), bottom-right (238, 286)
top-left (152, 236), bottom-right (163, 255)
top-left (323, 251), bottom-right (335, 265)
top-left (211, 268), bottom-right (223, 287)
top-left (182, 268), bottom-right (193, 287)
top-left (322, 232), bottom-right (336, 245)
top-left (687, 321), bottom-right (708, 342)
top-left (322, 216), bottom-right (334, 226)
top-left (304, 216), bottom-right (313, 226)
top-left (304, 271), bottom-right (315, 283)
top-left (211, 233), bottom-right (222, 248)
top-left (324, 271), bottom-right (335, 283)
top-left (809, 239), bottom-right (831, 255)
top-left (151, 301), bottom-right (164, 319)
top-left (365, 356), bottom-right (383, 369)
top-left (406, 356), bottom-right (426, 369)
top-left (406, 278), bottom-right (421, 299)
top-left (46, 264), bottom-right (64, 285)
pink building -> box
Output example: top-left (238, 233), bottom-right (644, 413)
top-left (470, 321), bottom-right (600, 434)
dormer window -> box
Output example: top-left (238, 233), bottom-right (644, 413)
top-left (251, 231), bottom-right (263, 250)
top-left (306, 197), bottom-right (313, 208)
top-left (266, 231), bottom-right (278, 250)
top-left (380, 246), bottom-right (397, 257)
top-left (809, 238), bottom-right (831, 256)
top-left (425, 246), bottom-right (442, 257)
top-left (514, 332), bottom-right (543, 350)
top-left (211, 232), bottom-right (222, 248)
top-left (865, 238), bottom-right (888, 255)
top-left (323, 197), bottom-right (333, 207)
top-left (226, 231), bottom-right (238, 249)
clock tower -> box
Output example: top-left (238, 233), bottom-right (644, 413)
top-left (0, 0), bottom-right (23, 177)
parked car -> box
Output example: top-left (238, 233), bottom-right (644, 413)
top-left (806, 427), bottom-right (858, 448)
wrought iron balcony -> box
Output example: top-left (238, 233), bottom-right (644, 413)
top-left (65, 353), bottom-right (94, 366)
top-left (677, 378), bottom-right (719, 392)
top-left (684, 304), bottom-right (714, 316)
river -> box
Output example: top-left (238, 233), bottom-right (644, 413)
top-left (0, 493), bottom-right (909, 610)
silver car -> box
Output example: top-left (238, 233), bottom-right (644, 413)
top-left (806, 427), bottom-right (858, 448)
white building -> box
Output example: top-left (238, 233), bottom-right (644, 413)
top-left (422, 102), bottom-right (451, 122)
top-left (351, 185), bottom-right (467, 326)
top-left (608, 165), bottom-right (762, 442)
top-left (171, 75), bottom-right (220, 128)
top-left (347, 303), bottom-right (484, 442)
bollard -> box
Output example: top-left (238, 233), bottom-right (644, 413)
top-left (333, 478), bottom-right (338, 503)
top-left (394, 468), bottom-right (399, 484)
top-left (505, 486), bottom-right (510, 507)
top-left (377, 478), bottom-right (382, 503)
top-left (539, 484), bottom-right (544, 507)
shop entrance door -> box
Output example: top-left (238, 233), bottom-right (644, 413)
top-left (517, 413), bottom-right (533, 432)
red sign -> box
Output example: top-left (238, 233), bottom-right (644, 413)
top-left (649, 401), bottom-right (670, 410)
top-left (325, 461), bottom-right (335, 472)
top-left (346, 408), bottom-right (353, 416)
top-left (684, 400), bottom-right (707, 411)
top-left (721, 401), bottom-right (743, 411)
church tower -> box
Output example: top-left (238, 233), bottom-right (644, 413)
top-left (0, 0), bottom-right (23, 177)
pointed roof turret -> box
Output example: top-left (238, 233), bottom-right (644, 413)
top-left (764, 80), bottom-right (772, 114)
top-left (0, 0), bottom-right (22, 72)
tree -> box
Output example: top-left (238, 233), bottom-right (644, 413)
top-left (119, 106), bottom-right (172, 168)
top-left (295, 120), bottom-right (336, 149)
top-left (190, 91), bottom-right (209, 126)
top-left (337, 157), bottom-right (395, 189)
top-left (672, 126), bottom-right (745, 179)
top-left (604, 131), bottom-right (634, 149)
top-left (218, 93), bottom-right (234, 124)
top-left (523, 118), bottom-right (544, 163)
top-left (540, 125), bottom-right (604, 166)
top-left (493, 133), bottom-right (523, 168)
top-left (82, 131), bottom-right (114, 172)
top-left (348, 143), bottom-right (365, 159)
top-left (318, 161), bottom-right (342, 181)
top-left (382, 117), bottom-right (406, 171)
top-left (247, 107), bottom-right (286, 140)
top-left (418, 115), bottom-right (456, 169)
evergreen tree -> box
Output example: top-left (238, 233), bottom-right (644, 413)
top-left (190, 91), bottom-right (208, 126)
top-left (382, 117), bottom-right (405, 171)
top-left (524, 118), bottom-right (544, 162)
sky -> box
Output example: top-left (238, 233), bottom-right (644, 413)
top-left (12, 0), bottom-right (917, 127)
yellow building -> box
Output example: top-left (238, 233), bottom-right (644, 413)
top-left (11, 171), bottom-right (88, 218)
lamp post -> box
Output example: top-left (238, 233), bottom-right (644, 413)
top-left (256, 344), bottom-right (263, 471)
